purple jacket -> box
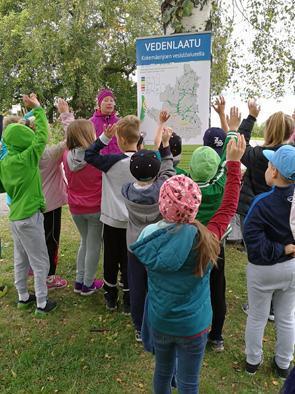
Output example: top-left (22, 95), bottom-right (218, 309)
top-left (90, 109), bottom-right (121, 154)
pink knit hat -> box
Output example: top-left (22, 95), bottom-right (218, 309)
top-left (159, 175), bottom-right (202, 224)
top-left (97, 89), bottom-right (115, 106)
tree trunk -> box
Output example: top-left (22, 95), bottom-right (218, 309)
top-left (161, 1), bottom-right (214, 35)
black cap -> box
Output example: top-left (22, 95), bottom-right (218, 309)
top-left (160, 132), bottom-right (182, 157)
top-left (130, 149), bottom-right (161, 181)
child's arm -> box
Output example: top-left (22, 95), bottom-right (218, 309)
top-left (155, 127), bottom-right (175, 182)
top-left (207, 135), bottom-right (245, 240)
top-left (85, 124), bottom-right (125, 172)
top-left (154, 110), bottom-right (170, 150)
top-left (237, 99), bottom-right (261, 167)
top-left (212, 96), bottom-right (229, 132)
top-left (57, 99), bottom-right (75, 135)
top-left (209, 107), bottom-right (240, 186)
top-left (20, 94), bottom-right (48, 166)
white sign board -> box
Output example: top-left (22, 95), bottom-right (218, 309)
top-left (136, 32), bottom-right (211, 145)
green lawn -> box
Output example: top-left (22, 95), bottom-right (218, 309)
top-left (0, 208), bottom-right (285, 393)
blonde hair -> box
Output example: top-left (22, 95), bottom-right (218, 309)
top-left (66, 119), bottom-right (95, 150)
top-left (263, 112), bottom-right (294, 147)
top-left (3, 115), bottom-right (21, 129)
top-left (191, 220), bottom-right (220, 277)
top-left (116, 115), bottom-right (140, 144)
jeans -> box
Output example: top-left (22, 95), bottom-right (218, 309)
top-left (152, 328), bottom-right (208, 394)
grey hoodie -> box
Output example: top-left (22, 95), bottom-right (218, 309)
top-left (121, 146), bottom-right (175, 249)
top-left (67, 148), bottom-right (87, 172)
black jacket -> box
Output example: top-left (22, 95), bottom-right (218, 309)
top-left (237, 115), bottom-right (283, 216)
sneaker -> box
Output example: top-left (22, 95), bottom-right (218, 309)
top-left (122, 290), bottom-right (130, 315)
top-left (35, 299), bottom-right (57, 317)
top-left (245, 358), bottom-right (263, 375)
top-left (135, 330), bottom-right (142, 342)
top-left (268, 305), bottom-right (275, 322)
top-left (273, 357), bottom-right (292, 379)
top-left (208, 338), bottom-right (224, 352)
top-left (81, 279), bottom-right (104, 296)
top-left (17, 294), bottom-right (36, 310)
top-left (104, 292), bottom-right (118, 311)
top-left (0, 284), bottom-right (8, 298)
top-left (47, 275), bottom-right (68, 290)
top-left (74, 281), bottom-right (83, 294)
top-left (242, 303), bottom-right (249, 315)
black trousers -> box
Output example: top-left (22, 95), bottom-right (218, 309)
top-left (103, 224), bottom-right (128, 294)
top-left (128, 251), bottom-right (147, 331)
top-left (43, 207), bottom-right (62, 276)
top-left (209, 245), bottom-right (226, 341)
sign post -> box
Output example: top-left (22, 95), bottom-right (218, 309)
top-left (136, 32), bottom-right (211, 145)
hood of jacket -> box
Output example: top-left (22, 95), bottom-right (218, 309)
top-left (3, 123), bottom-right (36, 153)
top-left (67, 148), bottom-right (87, 172)
top-left (130, 223), bottom-right (197, 272)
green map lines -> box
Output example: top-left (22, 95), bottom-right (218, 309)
top-left (147, 64), bottom-right (202, 140)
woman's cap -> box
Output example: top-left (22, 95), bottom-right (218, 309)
top-left (189, 146), bottom-right (221, 183)
top-left (159, 175), bottom-right (202, 223)
top-left (97, 89), bottom-right (115, 106)
top-left (263, 145), bottom-right (295, 180)
top-left (130, 149), bottom-right (161, 181)
top-left (203, 127), bottom-right (226, 156)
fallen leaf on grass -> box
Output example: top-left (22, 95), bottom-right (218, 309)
top-left (89, 327), bottom-right (110, 333)
top-left (272, 380), bottom-right (279, 386)
top-left (11, 369), bottom-right (17, 378)
top-left (116, 378), bottom-right (122, 384)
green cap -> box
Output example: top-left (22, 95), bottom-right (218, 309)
top-left (189, 146), bottom-right (221, 182)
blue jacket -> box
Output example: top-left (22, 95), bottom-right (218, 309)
top-left (130, 223), bottom-right (212, 336)
top-left (244, 184), bottom-right (295, 265)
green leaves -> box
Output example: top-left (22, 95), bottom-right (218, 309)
top-left (0, 0), bottom-right (161, 118)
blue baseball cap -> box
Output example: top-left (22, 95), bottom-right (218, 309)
top-left (203, 127), bottom-right (226, 157)
top-left (263, 145), bottom-right (295, 181)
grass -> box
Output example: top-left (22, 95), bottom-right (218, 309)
top-left (0, 208), bottom-right (285, 393)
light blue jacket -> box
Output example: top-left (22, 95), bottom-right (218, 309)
top-left (130, 223), bottom-right (212, 336)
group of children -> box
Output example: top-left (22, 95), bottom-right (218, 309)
top-left (0, 90), bottom-right (295, 392)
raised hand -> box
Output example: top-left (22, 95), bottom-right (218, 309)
top-left (159, 110), bottom-right (170, 124)
top-left (22, 93), bottom-right (40, 109)
top-left (104, 123), bottom-right (117, 139)
top-left (57, 98), bottom-right (70, 114)
top-left (285, 244), bottom-right (295, 256)
top-left (248, 98), bottom-right (261, 119)
top-left (226, 106), bottom-right (241, 131)
top-left (226, 134), bottom-right (246, 161)
top-left (161, 126), bottom-right (173, 147)
top-left (212, 96), bottom-right (226, 115)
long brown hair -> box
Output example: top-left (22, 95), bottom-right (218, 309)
top-left (191, 220), bottom-right (220, 277)
top-left (263, 112), bottom-right (294, 147)
top-left (66, 119), bottom-right (96, 150)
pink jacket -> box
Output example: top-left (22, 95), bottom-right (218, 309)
top-left (90, 109), bottom-right (121, 154)
top-left (40, 142), bottom-right (68, 213)
top-left (63, 149), bottom-right (102, 215)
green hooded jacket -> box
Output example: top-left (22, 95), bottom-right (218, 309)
top-left (0, 107), bottom-right (48, 221)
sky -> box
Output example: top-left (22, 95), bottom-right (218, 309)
top-left (210, 94), bottom-right (294, 127)
top-left (213, 0), bottom-right (295, 125)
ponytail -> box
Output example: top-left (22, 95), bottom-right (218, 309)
top-left (192, 220), bottom-right (220, 277)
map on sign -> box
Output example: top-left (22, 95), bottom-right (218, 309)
top-left (143, 64), bottom-right (201, 141)
top-left (136, 33), bottom-right (211, 145)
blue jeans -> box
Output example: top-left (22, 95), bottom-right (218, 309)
top-left (152, 328), bottom-right (208, 394)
